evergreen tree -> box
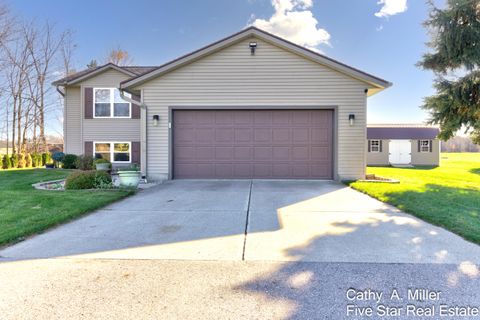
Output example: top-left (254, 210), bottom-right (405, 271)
top-left (418, 0), bottom-right (480, 143)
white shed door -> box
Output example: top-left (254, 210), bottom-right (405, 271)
top-left (389, 140), bottom-right (411, 164)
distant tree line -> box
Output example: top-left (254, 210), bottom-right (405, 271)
top-left (0, 4), bottom-right (75, 155)
top-left (442, 136), bottom-right (480, 152)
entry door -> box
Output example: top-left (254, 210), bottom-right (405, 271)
top-left (389, 140), bottom-right (411, 164)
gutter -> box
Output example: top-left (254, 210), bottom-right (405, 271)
top-left (118, 89), bottom-right (147, 109)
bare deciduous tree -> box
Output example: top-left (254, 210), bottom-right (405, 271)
top-left (105, 47), bottom-right (133, 66)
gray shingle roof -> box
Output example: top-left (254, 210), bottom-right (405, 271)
top-left (53, 64), bottom-right (158, 85)
top-left (367, 126), bottom-right (440, 140)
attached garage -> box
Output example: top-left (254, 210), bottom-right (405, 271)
top-left (172, 109), bottom-right (333, 179)
top-left (118, 27), bottom-right (391, 181)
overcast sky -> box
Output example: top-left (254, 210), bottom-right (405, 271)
top-left (8, 0), bottom-right (438, 129)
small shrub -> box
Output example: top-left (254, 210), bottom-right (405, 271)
top-left (65, 170), bottom-right (111, 190)
top-left (10, 154), bottom-right (18, 168)
top-left (94, 172), bottom-right (113, 189)
top-left (42, 152), bottom-right (51, 166)
top-left (32, 153), bottom-right (41, 167)
top-left (2, 154), bottom-right (11, 169)
top-left (17, 153), bottom-right (26, 168)
top-left (75, 154), bottom-right (94, 171)
top-left (63, 154), bottom-right (78, 169)
top-left (25, 153), bottom-right (32, 168)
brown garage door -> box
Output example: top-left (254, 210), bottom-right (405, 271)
top-left (173, 109), bottom-right (333, 179)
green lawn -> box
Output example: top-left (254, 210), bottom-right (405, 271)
top-left (0, 169), bottom-right (132, 246)
top-left (349, 153), bottom-right (480, 244)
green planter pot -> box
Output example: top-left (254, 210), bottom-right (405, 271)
top-left (95, 163), bottom-right (110, 171)
top-left (118, 171), bottom-right (141, 188)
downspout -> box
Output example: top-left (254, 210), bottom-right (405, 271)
top-left (119, 88), bottom-right (149, 181)
top-left (56, 85), bottom-right (65, 97)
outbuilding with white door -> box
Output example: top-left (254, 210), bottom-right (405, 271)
top-left (366, 125), bottom-right (441, 166)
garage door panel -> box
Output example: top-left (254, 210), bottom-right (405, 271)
top-left (292, 146), bottom-right (310, 160)
top-left (254, 111), bottom-right (273, 126)
top-left (254, 128), bottom-right (272, 143)
top-left (234, 128), bottom-right (252, 143)
top-left (196, 147), bottom-right (214, 160)
top-left (293, 112), bottom-right (310, 125)
top-left (215, 112), bottom-right (234, 125)
top-left (215, 147), bottom-right (233, 160)
top-left (234, 147), bottom-right (252, 160)
top-left (173, 110), bottom-right (333, 179)
top-left (272, 128), bottom-right (291, 144)
top-left (176, 128), bottom-right (196, 143)
top-left (234, 111), bottom-right (253, 124)
top-left (273, 146), bottom-right (290, 160)
top-left (215, 128), bottom-right (234, 142)
top-left (293, 128), bottom-right (309, 143)
top-left (215, 164), bottom-right (233, 177)
top-left (254, 164), bottom-right (272, 177)
top-left (234, 164), bottom-right (252, 177)
top-left (195, 128), bottom-right (215, 143)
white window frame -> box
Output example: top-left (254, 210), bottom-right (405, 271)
top-left (93, 141), bottom-right (131, 163)
top-left (420, 140), bottom-right (430, 153)
top-left (370, 140), bottom-right (380, 153)
top-left (93, 88), bottom-right (131, 119)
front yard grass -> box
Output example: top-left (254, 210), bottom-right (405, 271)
top-left (0, 169), bottom-right (132, 247)
top-left (349, 153), bottom-right (480, 244)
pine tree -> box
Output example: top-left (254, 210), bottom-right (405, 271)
top-left (418, 0), bottom-right (480, 143)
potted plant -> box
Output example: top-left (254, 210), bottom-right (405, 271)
top-left (52, 152), bottom-right (65, 168)
top-left (94, 158), bottom-right (111, 171)
top-left (118, 164), bottom-right (141, 188)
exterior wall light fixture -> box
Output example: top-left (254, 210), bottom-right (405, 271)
top-left (249, 41), bottom-right (257, 55)
top-left (153, 115), bottom-right (160, 126)
top-left (349, 114), bottom-right (355, 126)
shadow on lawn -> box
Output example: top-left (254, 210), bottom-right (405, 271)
top-left (470, 168), bottom-right (480, 175)
top-left (364, 183), bottom-right (480, 245)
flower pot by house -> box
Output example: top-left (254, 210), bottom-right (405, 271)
top-left (118, 171), bottom-right (141, 188)
top-left (95, 163), bottom-right (110, 171)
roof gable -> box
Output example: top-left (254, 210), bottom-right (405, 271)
top-left (120, 27), bottom-right (391, 95)
top-left (52, 63), bottom-right (157, 86)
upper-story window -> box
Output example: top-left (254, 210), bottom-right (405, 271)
top-left (94, 88), bottom-right (131, 118)
top-left (420, 140), bottom-right (430, 153)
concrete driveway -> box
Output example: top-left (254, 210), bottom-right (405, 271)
top-left (2, 180), bottom-right (480, 264)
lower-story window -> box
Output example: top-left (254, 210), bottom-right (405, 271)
top-left (94, 142), bottom-right (131, 163)
top-left (420, 140), bottom-right (430, 153)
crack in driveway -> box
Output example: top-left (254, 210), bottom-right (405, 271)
top-left (242, 180), bottom-right (253, 261)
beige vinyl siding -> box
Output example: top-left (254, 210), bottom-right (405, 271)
top-left (411, 139), bottom-right (440, 166)
top-left (63, 69), bottom-right (141, 155)
top-left (138, 37), bottom-right (372, 180)
top-left (366, 139), bottom-right (390, 166)
top-left (83, 119), bottom-right (141, 141)
top-left (64, 87), bottom-right (82, 154)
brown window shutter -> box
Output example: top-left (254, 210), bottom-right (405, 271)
top-left (84, 88), bottom-right (93, 119)
top-left (417, 140), bottom-right (421, 152)
top-left (131, 141), bottom-right (140, 165)
top-left (131, 94), bottom-right (141, 119)
top-left (379, 140), bottom-right (383, 152)
top-left (84, 141), bottom-right (93, 156)
top-left (429, 140), bottom-right (433, 152)
top-left (368, 140), bottom-right (371, 152)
